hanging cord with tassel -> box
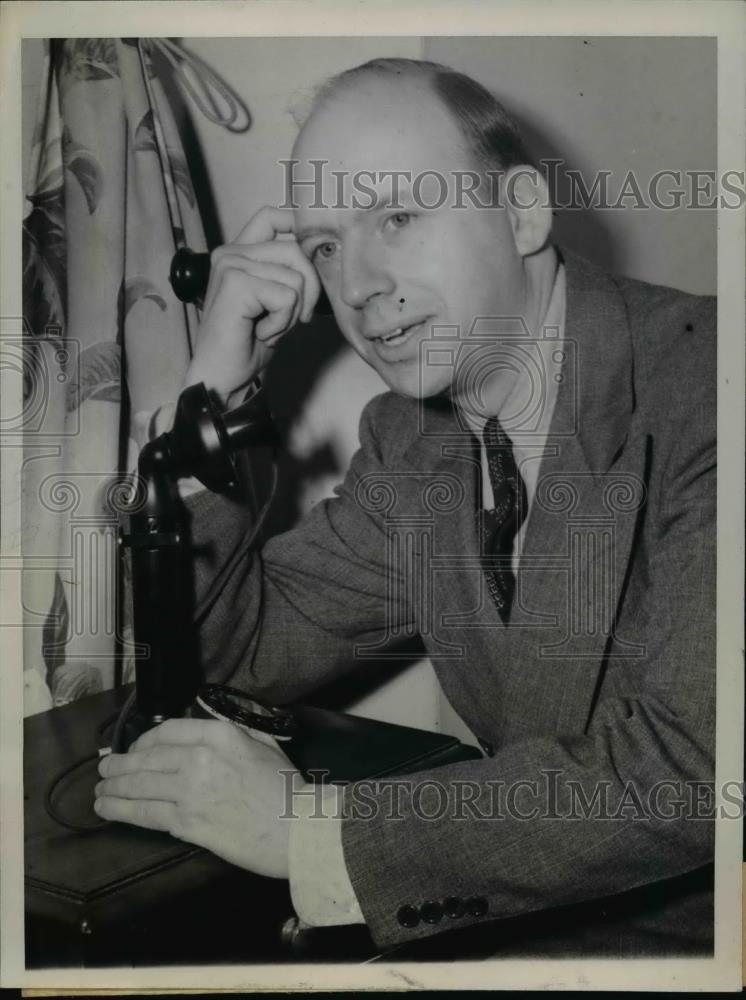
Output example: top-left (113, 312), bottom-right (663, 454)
top-left (149, 37), bottom-right (251, 133)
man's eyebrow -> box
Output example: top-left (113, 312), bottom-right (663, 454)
top-left (296, 192), bottom-right (415, 241)
top-left (295, 224), bottom-right (339, 241)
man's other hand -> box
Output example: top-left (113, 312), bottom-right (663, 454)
top-left (94, 718), bottom-right (298, 879)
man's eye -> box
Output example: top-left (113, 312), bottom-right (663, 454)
top-left (386, 212), bottom-right (412, 230)
top-left (313, 241), bottom-right (338, 261)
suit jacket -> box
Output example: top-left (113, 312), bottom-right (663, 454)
top-left (185, 247), bottom-right (716, 957)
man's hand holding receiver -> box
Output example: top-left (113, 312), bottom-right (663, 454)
top-left (184, 206), bottom-right (323, 406)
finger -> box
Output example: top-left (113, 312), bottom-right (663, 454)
top-left (199, 270), bottom-right (299, 356)
top-left (244, 274), bottom-right (298, 344)
top-left (98, 746), bottom-right (185, 778)
top-left (94, 795), bottom-right (177, 834)
top-left (253, 290), bottom-right (300, 347)
top-left (213, 242), bottom-right (320, 322)
top-left (204, 268), bottom-right (299, 341)
top-left (96, 770), bottom-right (182, 802)
top-left (205, 251), bottom-right (299, 312)
top-left (206, 254), bottom-right (304, 329)
top-left (234, 206), bottom-right (296, 246)
top-left (131, 717), bottom-right (236, 753)
top-left (240, 242), bottom-right (321, 322)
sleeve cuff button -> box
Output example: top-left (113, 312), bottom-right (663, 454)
top-left (465, 896), bottom-right (489, 918)
top-left (420, 900), bottom-right (443, 924)
top-left (397, 904), bottom-right (420, 928)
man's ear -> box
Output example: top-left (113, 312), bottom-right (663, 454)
top-left (503, 166), bottom-right (552, 257)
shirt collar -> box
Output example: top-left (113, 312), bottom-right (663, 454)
top-left (460, 256), bottom-right (567, 442)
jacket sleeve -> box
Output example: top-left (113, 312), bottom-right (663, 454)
top-left (184, 391), bottom-right (412, 704)
top-left (338, 327), bottom-right (717, 951)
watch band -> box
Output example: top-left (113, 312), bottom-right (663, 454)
top-left (194, 684), bottom-right (297, 741)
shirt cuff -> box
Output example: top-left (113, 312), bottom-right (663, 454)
top-left (288, 783), bottom-right (366, 927)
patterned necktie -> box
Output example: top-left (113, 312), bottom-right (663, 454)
top-left (478, 416), bottom-right (528, 623)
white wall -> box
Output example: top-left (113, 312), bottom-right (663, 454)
top-left (425, 36), bottom-right (716, 296)
top-left (185, 37), bottom-right (424, 239)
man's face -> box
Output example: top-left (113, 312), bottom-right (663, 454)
top-left (291, 76), bottom-right (528, 400)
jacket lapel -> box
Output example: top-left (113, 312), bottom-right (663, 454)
top-left (404, 248), bottom-right (648, 741)
top-left (502, 249), bottom-right (648, 736)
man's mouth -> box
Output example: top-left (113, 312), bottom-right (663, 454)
top-left (378, 326), bottom-right (411, 345)
top-left (371, 319), bottom-right (429, 347)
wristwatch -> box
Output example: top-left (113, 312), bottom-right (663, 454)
top-left (194, 684), bottom-right (297, 741)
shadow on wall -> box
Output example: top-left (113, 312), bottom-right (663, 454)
top-left (518, 114), bottom-right (621, 276)
top-left (261, 317), bottom-right (349, 537)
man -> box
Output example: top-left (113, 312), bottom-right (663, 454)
top-left (94, 58), bottom-right (716, 957)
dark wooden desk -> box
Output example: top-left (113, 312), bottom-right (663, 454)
top-left (25, 688), bottom-right (714, 967)
top-left (25, 687), bottom-right (294, 968)
top-left (25, 686), bottom-right (478, 967)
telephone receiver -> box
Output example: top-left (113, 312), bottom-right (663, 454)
top-left (169, 247), bottom-right (333, 315)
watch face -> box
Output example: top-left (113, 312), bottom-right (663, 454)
top-left (195, 685), bottom-right (297, 740)
top-left (240, 698), bottom-right (280, 720)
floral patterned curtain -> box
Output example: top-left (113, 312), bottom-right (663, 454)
top-left (21, 39), bottom-right (223, 714)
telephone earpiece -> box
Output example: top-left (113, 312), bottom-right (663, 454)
top-left (169, 247), bottom-right (333, 315)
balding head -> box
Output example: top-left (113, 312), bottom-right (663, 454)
top-left (287, 58), bottom-right (553, 405)
top-left (297, 57), bottom-right (534, 178)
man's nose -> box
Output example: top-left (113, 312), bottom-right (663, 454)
top-left (340, 242), bottom-right (395, 309)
